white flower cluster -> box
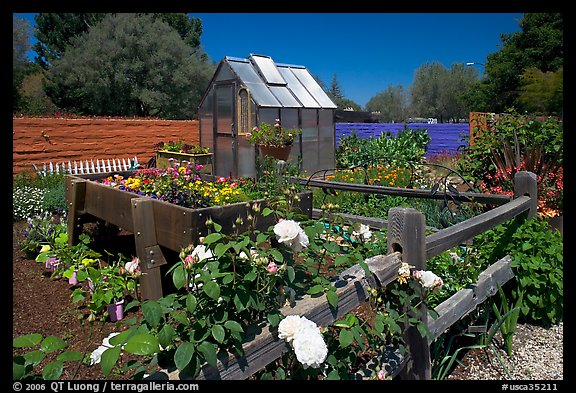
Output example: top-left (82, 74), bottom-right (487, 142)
top-left (273, 219), bottom-right (309, 252)
top-left (278, 315), bottom-right (327, 369)
top-left (351, 223), bottom-right (372, 242)
top-left (413, 270), bottom-right (443, 290)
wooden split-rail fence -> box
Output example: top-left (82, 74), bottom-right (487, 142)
top-left (160, 171), bottom-right (537, 381)
top-left (33, 157), bottom-right (141, 177)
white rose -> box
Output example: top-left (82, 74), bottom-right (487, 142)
top-left (274, 220), bottom-right (309, 252)
top-left (416, 270), bottom-right (443, 289)
top-left (191, 244), bottom-right (213, 263)
top-left (278, 315), bottom-right (305, 343)
top-left (352, 224), bottom-right (372, 242)
top-left (292, 327), bottom-right (328, 369)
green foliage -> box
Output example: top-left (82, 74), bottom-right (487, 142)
top-left (488, 286), bottom-right (523, 357)
top-left (13, 333), bottom-right (83, 380)
top-left (247, 121), bottom-right (302, 148)
top-left (518, 67), bottom-right (563, 115)
top-left (13, 172), bottom-right (67, 221)
top-left (365, 85), bottom-right (408, 123)
top-left (18, 212), bottom-right (68, 259)
top-left (409, 62), bottom-right (477, 123)
top-left (470, 216), bottom-right (563, 326)
top-left (44, 13), bottom-right (215, 119)
top-left (464, 13), bottom-right (563, 113)
top-left (457, 111), bottom-right (563, 214)
top-left (336, 125), bottom-right (431, 168)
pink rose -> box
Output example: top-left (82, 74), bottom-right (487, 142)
top-left (267, 262), bottom-right (278, 274)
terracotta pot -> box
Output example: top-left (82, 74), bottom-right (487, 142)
top-left (258, 145), bottom-right (291, 161)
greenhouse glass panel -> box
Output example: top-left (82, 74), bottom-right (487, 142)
top-left (301, 109), bottom-right (318, 174)
top-left (244, 83), bottom-right (281, 107)
top-left (199, 87), bottom-right (213, 149)
top-left (215, 64), bottom-right (234, 81)
top-left (318, 109), bottom-right (335, 169)
top-left (216, 85), bottom-right (233, 134)
top-left (268, 86), bottom-right (301, 108)
top-left (250, 55), bottom-right (287, 85)
top-left (237, 136), bottom-right (256, 178)
top-left (280, 108), bottom-right (300, 161)
top-left (228, 61), bottom-right (263, 84)
top-left (259, 108), bottom-right (280, 125)
top-left (291, 68), bottom-right (337, 108)
top-left (278, 68), bottom-right (321, 108)
top-left (215, 135), bottom-right (234, 177)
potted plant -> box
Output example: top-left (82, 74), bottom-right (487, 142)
top-left (246, 119), bottom-right (302, 160)
top-left (70, 256), bottom-right (141, 322)
top-left (155, 140), bottom-right (213, 174)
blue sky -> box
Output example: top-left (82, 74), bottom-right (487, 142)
top-left (14, 13), bottom-right (524, 108)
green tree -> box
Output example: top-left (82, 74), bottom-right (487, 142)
top-left (464, 13), bottom-right (562, 114)
top-left (44, 13), bottom-right (215, 119)
top-left (365, 85), bottom-right (408, 122)
top-left (409, 61), bottom-right (447, 121)
top-left (33, 13), bottom-right (204, 69)
top-left (329, 73), bottom-right (344, 99)
top-left (518, 67), bottom-right (563, 115)
top-left (13, 15), bottom-right (33, 111)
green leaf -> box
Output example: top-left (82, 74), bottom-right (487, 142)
top-left (186, 294), bottom-right (197, 314)
top-left (100, 346), bottom-right (122, 377)
top-left (13, 333), bottom-right (43, 348)
top-left (256, 233), bottom-right (268, 244)
top-left (244, 268), bottom-right (257, 282)
top-left (197, 341), bottom-right (217, 367)
top-left (224, 320), bottom-right (244, 333)
top-left (213, 222), bottom-right (222, 232)
top-left (56, 350), bottom-right (83, 362)
top-left (13, 357), bottom-right (27, 380)
top-left (326, 290), bottom-right (339, 308)
top-left (269, 249), bottom-right (284, 262)
top-left (23, 350), bottom-right (45, 367)
top-left (125, 334), bottom-right (160, 356)
top-left (326, 370), bottom-right (341, 380)
top-left (339, 329), bottom-right (354, 348)
top-left (42, 360), bottom-right (64, 380)
top-left (157, 325), bottom-right (176, 349)
top-left (211, 325), bottom-right (226, 343)
top-left (109, 329), bottom-right (135, 347)
top-left (234, 291), bottom-right (249, 312)
top-left (214, 243), bottom-right (231, 258)
top-left (172, 265), bottom-right (187, 290)
top-left (203, 233), bottom-right (223, 244)
top-left (203, 281), bottom-right (221, 300)
top-left (286, 266), bottom-right (295, 283)
top-left (267, 313), bottom-right (280, 327)
top-left (334, 255), bottom-right (349, 267)
top-left (174, 341), bottom-right (194, 371)
top-left (222, 273), bottom-right (234, 285)
top-left (41, 336), bottom-right (67, 353)
top-left (307, 284), bottom-right (325, 295)
top-left (262, 207), bottom-right (274, 216)
top-left (522, 242), bottom-right (533, 251)
top-left (142, 300), bottom-right (163, 328)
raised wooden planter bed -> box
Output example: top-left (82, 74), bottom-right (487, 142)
top-left (155, 150), bottom-right (213, 175)
top-left (65, 171), bottom-right (312, 300)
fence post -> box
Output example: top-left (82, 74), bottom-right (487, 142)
top-left (513, 171), bottom-right (537, 219)
top-left (387, 207), bottom-right (431, 380)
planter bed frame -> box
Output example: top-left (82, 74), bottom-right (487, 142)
top-left (65, 171), bottom-right (312, 300)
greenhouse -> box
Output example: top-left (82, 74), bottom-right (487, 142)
top-left (198, 54), bottom-right (337, 177)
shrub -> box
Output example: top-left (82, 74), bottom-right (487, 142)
top-left (470, 216), bottom-right (563, 326)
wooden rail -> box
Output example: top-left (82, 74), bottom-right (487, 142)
top-left (162, 171), bottom-right (537, 380)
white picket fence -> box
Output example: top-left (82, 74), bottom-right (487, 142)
top-left (32, 157), bottom-right (141, 177)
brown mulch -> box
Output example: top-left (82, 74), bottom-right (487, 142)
top-left (12, 220), bottom-right (141, 380)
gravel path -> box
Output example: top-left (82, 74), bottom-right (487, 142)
top-left (446, 322), bottom-right (563, 380)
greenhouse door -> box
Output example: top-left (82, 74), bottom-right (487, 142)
top-left (213, 83), bottom-right (237, 177)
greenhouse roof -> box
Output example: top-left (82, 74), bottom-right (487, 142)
top-left (223, 54), bottom-right (337, 109)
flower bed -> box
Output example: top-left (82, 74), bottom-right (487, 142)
top-left (65, 166), bottom-right (313, 299)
